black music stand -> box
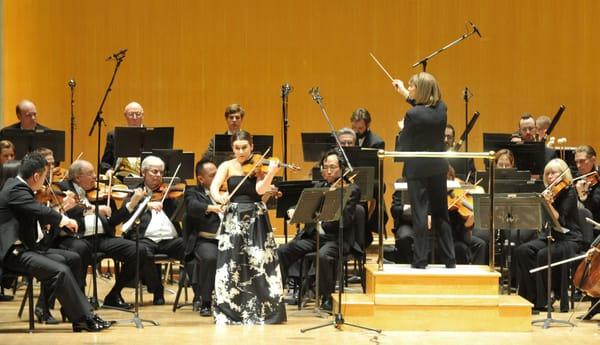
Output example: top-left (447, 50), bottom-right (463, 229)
top-left (301, 132), bottom-right (336, 162)
top-left (474, 193), bottom-right (545, 294)
top-left (275, 180), bottom-right (314, 242)
top-left (141, 149), bottom-right (195, 180)
top-left (114, 127), bottom-right (174, 157)
top-left (0, 129), bottom-right (66, 163)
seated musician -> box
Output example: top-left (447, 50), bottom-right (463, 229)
top-left (0, 153), bottom-right (111, 332)
top-left (350, 107), bottom-right (385, 149)
top-left (445, 124), bottom-right (476, 183)
top-left (56, 159), bottom-right (142, 310)
top-left (510, 114), bottom-right (537, 144)
top-left (573, 145), bottom-right (600, 320)
top-left (29, 148), bottom-right (85, 324)
top-left (277, 150), bottom-right (361, 311)
top-left (0, 140), bottom-right (16, 165)
top-left (123, 155), bottom-right (186, 306)
top-left (336, 127), bottom-right (357, 147)
top-left (536, 115), bottom-right (551, 141)
top-left (0, 99), bottom-right (49, 135)
top-left (447, 165), bottom-right (486, 264)
top-left (515, 158), bottom-right (583, 313)
top-left (100, 101), bottom-right (145, 177)
top-left (183, 158), bottom-right (222, 316)
top-left (203, 103), bottom-right (245, 160)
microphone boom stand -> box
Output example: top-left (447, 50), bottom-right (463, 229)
top-left (281, 83), bottom-right (292, 243)
top-left (301, 88), bottom-right (381, 334)
top-left (69, 80), bottom-right (76, 163)
top-left (88, 51), bottom-right (126, 309)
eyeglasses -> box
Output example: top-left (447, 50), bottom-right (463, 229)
top-left (126, 112), bottom-right (144, 119)
top-left (147, 168), bottom-right (164, 176)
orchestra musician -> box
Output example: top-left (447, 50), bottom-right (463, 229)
top-left (573, 145), bottom-right (600, 320)
top-left (445, 124), bottom-right (476, 183)
top-left (210, 130), bottom-right (286, 324)
top-left (350, 108), bottom-right (385, 149)
top-left (56, 159), bottom-right (142, 310)
top-left (510, 114), bottom-right (537, 144)
top-left (387, 177), bottom-right (414, 264)
top-left (278, 149), bottom-right (361, 311)
top-left (337, 127), bottom-right (357, 147)
top-left (0, 140), bottom-right (16, 165)
top-left (536, 115), bottom-right (551, 141)
top-left (514, 158), bottom-right (583, 313)
top-left (0, 153), bottom-right (110, 332)
top-left (203, 103), bottom-right (245, 160)
top-left (393, 72), bottom-right (456, 269)
top-left (122, 155), bottom-right (187, 306)
top-left (100, 101), bottom-right (145, 177)
top-left (183, 158), bottom-right (223, 316)
top-left (0, 99), bottom-right (49, 135)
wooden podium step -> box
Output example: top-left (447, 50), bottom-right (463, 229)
top-left (332, 263), bottom-right (533, 332)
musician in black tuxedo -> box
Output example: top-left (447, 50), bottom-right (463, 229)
top-left (183, 158), bottom-right (223, 316)
top-left (100, 101), bottom-right (144, 175)
top-left (56, 159), bottom-right (142, 310)
top-left (123, 155), bottom-right (185, 305)
top-left (393, 72), bottom-right (455, 269)
top-left (0, 153), bottom-right (110, 332)
top-left (202, 103), bottom-right (245, 160)
top-left (350, 107), bottom-right (385, 150)
top-left (0, 100), bottom-right (49, 136)
top-left (277, 150), bottom-right (361, 311)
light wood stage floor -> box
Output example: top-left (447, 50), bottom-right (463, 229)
top-left (1, 259), bottom-right (599, 345)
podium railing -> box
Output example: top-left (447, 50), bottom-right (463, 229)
top-left (376, 150), bottom-right (497, 271)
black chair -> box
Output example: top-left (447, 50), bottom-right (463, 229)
top-left (172, 263), bottom-right (193, 312)
top-left (2, 268), bottom-right (35, 331)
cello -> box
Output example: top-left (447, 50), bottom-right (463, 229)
top-left (573, 225), bottom-right (600, 297)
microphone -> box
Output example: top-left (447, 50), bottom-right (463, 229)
top-left (68, 79), bottom-right (76, 88)
top-left (284, 83), bottom-right (293, 93)
top-left (106, 48), bottom-right (128, 61)
top-left (469, 21), bottom-right (482, 38)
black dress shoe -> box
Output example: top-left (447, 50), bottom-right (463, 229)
top-left (411, 264), bottom-right (427, 269)
top-left (321, 295), bottom-right (333, 311)
top-left (72, 315), bottom-right (103, 332)
top-left (445, 260), bottom-right (456, 269)
top-left (35, 307), bottom-right (60, 325)
top-left (153, 294), bottom-right (165, 306)
top-left (0, 294), bottom-right (14, 302)
top-left (103, 295), bottom-right (133, 310)
top-left (199, 303), bottom-right (212, 317)
top-left (92, 314), bottom-right (114, 329)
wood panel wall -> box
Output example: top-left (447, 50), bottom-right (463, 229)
top-left (3, 0), bottom-right (600, 235)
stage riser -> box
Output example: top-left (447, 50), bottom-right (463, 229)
top-left (343, 264), bottom-right (533, 332)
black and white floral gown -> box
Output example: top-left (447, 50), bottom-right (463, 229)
top-left (213, 175), bottom-right (287, 324)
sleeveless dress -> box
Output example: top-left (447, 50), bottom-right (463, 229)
top-left (213, 175), bottom-right (287, 324)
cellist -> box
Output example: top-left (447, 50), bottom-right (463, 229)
top-left (574, 145), bottom-right (600, 320)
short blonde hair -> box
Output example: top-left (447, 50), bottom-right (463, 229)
top-left (409, 72), bottom-right (441, 106)
top-left (543, 158), bottom-right (572, 187)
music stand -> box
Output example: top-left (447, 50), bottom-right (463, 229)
top-left (474, 193), bottom-right (545, 294)
top-left (275, 180), bottom-right (314, 242)
top-left (301, 132), bottom-right (336, 162)
top-left (114, 127), bottom-right (174, 157)
top-left (0, 129), bottom-right (66, 163)
top-left (352, 167), bottom-right (375, 201)
top-left (142, 149), bottom-right (195, 180)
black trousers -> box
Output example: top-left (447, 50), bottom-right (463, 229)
top-left (454, 235), bottom-right (487, 265)
top-left (139, 237), bottom-right (185, 294)
top-left (394, 225), bottom-right (415, 264)
top-left (4, 250), bottom-right (92, 322)
top-left (188, 238), bottom-right (218, 303)
top-left (407, 173), bottom-right (455, 267)
top-left (37, 248), bottom-right (83, 310)
top-left (278, 237), bottom-right (338, 296)
top-left (515, 238), bottom-right (579, 309)
top-left (57, 234), bottom-right (139, 297)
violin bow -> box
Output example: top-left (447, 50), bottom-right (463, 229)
top-left (160, 163), bottom-right (182, 204)
top-left (106, 172), bottom-right (113, 207)
top-left (227, 147), bottom-right (272, 203)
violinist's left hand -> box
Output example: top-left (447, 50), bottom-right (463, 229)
top-left (267, 159), bottom-right (280, 175)
top-left (541, 189), bottom-right (555, 204)
top-left (98, 205), bottom-right (112, 218)
top-left (61, 191), bottom-right (78, 212)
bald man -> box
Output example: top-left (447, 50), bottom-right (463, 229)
top-left (100, 101), bottom-right (145, 175)
top-left (0, 100), bottom-right (50, 136)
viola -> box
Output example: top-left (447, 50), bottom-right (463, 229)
top-left (447, 181), bottom-right (475, 228)
top-left (241, 153), bottom-right (300, 175)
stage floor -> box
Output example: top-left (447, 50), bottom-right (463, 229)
top-left (1, 264), bottom-right (599, 345)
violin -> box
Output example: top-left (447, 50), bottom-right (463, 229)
top-left (447, 177), bottom-right (475, 228)
top-left (51, 166), bottom-right (68, 183)
top-left (85, 183), bottom-right (136, 202)
top-left (150, 183), bottom-right (186, 202)
top-left (241, 153), bottom-right (300, 175)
